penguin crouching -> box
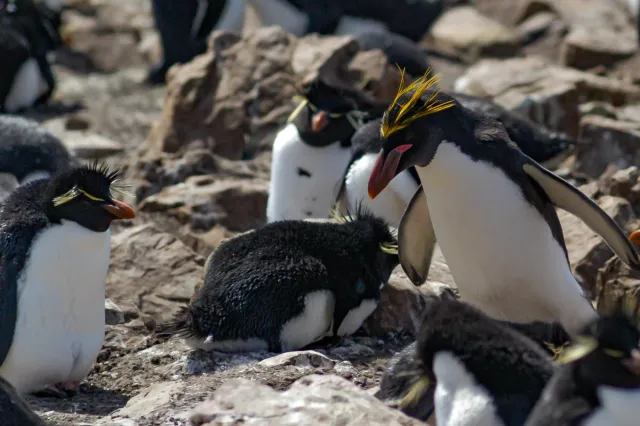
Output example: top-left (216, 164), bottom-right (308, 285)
top-left (0, 377), bottom-right (47, 425)
top-left (0, 162), bottom-right (136, 396)
top-left (161, 207), bottom-right (399, 353)
top-left (525, 302), bottom-right (640, 426)
top-left (396, 298), bottom-right (555, 426)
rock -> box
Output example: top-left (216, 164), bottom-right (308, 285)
top-left (363, 270), bottom-right (456, 336)
top-left (516, 12), bottom-right (558, 44)
top-left (561, 27), bottom-right (636, 70)
top-left (146, 27), bottom-right (404, 161)
top-left (138, 176), bottom-right (269, 232)
top-left (258, 351), bottom-right (336, 369)
top-left (189, 375), bottom-right (426, 426)
top-left (0, 173), bottom-right (19, 203)
top-left (596, 256), bottom-right (640, 315)
top-left (133, 149), bottom-right (270, 202)
top-left (560, 195), bottom-right (637, 296)
top-left (105, 298), bottom-right (126, 325)
top-left (429, 6), bottom-right (518, 58)
top-left (575, 115), bottom-right (640, 178)
top-left (426, 246), bottom-right (456, 288)
top-left (578, 101), bottom-right (618, 120)
top-left (454, 57), bottom-right (640, 137)
top-left (105, 381), bottom-right (187, 423)
top-left (63, 132), bottom-right (125, 159)
top-left (598, 166), bottom-right (640, 200)
top-left (107, 224), bottom-right (205, 322)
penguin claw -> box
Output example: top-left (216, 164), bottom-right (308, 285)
top-left (32, 382), bottom-right (79, 398)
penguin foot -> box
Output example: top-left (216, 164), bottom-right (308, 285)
top-left (32, 382), bottom-right (79, 398)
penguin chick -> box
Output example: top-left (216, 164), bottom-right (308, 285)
top-left (0, 115), bottom-right (76, 183)
top-left (0, 377), bottom-right (47, 425)
top-left (0, 162), bottom-right (136, 396)
top-left (525, 305), bottom-right (640, 426)
top-left (162, 207), bottom-right (399, 353)
top-left (397, 298), bottom-right (555, 426)
top-left (368, 70), bottom-right (640, 335)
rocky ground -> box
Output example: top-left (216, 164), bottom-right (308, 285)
top-left (10, 0), bottom-right (640, 424)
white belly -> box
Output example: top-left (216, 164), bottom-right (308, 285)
top-left (4, 58), bottom-right (48, 113)
top-left (334, 16), bottom-right (389, 38)
top-left (267, 123), bottom-right (351, 222)
top-left (0, 221), bottom-right (110, 394)
top-left (280, 290), bottom-right (335, 351)
top-left (583, 386), bottom-right (640, 426)
top-left (418, 142), bottom-right (594, 332)
top-left (249, 0), bottom-right (309, 36)
top-left (345, 153), bottom-right (418, 228)
top-left (434, 352), bottom-right (505, 426)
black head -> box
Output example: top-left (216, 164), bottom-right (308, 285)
top-left (46, 162), bottom-right (136, 232)
top-left (368, 71), bottom-right (469, 199)
top-left (2, 0), bottom-right (66, 52)
top-left (557, 306), bottom-right (640, 393)
top-left (289, 79), bottom-right (384, 147)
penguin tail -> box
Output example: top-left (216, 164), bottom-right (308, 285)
top-left (156, 305), bottom-right (203, 340)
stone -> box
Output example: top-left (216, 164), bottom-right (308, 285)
top-left (598, 166), bottom-right (640, 200)
top-left (596, 256), bottom-right (640, 315)
top-left (516, 12), bottom-right (558, 44)
top-left (363, 269), bottom-right (457, 336)
top-left (454, 57), bottom-right (640, 137)
top-left (105, 381), bottom-right (187, 423)
top-left (560, 195), bottom-right (637, 296)
top-left (429, 6), bottom-right (518, 58)
top-left (578, 101), bottom-right (618, 120)
top-left (575, 115), bottom-right (640, 179)
top-left (561, 27), bottom-right (636, 70)
top-left (63, 132), bottom-right (125, 159)
top-left (258, 351), bottom-right (336, 369)
top-left (0, 173), bottom-right (19, 203)
top-left (107, 224), bottom-right (205, 322)
top-left (138, 176), bottom-right (269, 232)
top-left (189, 375), bottom-right (426, 426)
top-left (105, 298), bottom-right (126, 325)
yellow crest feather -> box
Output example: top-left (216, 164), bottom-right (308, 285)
top-left (379, 241), bottom-right (398, 255)
top-left (381, 67), bottom-right (455, 139)
top-left (399, 375), bottom-right (431, 409)
top-left (555, 336), bottom-right (598, 365)
top-left (52, 187), bottom-right (81, 206)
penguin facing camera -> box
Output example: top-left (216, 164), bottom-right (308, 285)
top-left (0, 377), bottom-right (47, 425)
top-left (335, 91), bottom-right (576, 229)
top-left (266, 79), bottom-right (384, 223)
top-left (0, 162), bottom-right (136, 396)
top-left (0, 0), bottom-right (67, 112)
top-left (525, 300), bottom-right (640, 426)
top-left (0, 114), bottom-right (76, 184)
top-left (384, 298), bottom-right (555, 425)
top-left (160, 207), bottom-right (399, 353)
top-left (367, 70), bottom-right (640, 335)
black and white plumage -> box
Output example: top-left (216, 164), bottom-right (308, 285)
top-left (162, 208), bottom-right (399, 353)
top-left (525, 305), bottom-right (640, 426)
top-left (0, 377), bottom-right (47, 425)
top-left (0, 114), bottom-right (76, 184)
top-left (0, 0), bottom-right (65, 112)
top-left (385, 298), bottom-right (555, 426)
top-left (367, 73), bottom-right (640, 335)
top-left (335, 92), bottom-right (575, 228)
top-left (0, 163), bottom-right (135, 396)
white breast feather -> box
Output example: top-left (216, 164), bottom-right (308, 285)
top-left (267, 123), bottom-right (351, 222)
top-left (280, 290), bottom-right (335, 351)
top-left (0, 221), bottom-right (110, 394)
top-left (433, 351), bottom-right (505, 426)
top-left (345, 153), bottom-right (418, 228)
top-left (417, 141), bottom-right (595, 333)
top-left (583, 386), bottom-right (640, 426)
top-left (4, 59), bottom-right (48, 113)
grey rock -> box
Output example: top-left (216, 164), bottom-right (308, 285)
top-left (258, 351), bottom-right (336, 369)
top-left (105, 298), bottom-right (126, 325)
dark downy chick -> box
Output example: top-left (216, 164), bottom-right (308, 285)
top-left (161, 207), bottom-right (399, 353)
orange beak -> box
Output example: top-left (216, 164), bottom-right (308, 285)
top-left (368, 144), bottom-right (413, 199)
top-left (103, 199), bottom-right (136, 220)
top-left (311, 111), bottom-right (329, 132)
top-left (630, 230), bottom-right (640, 245)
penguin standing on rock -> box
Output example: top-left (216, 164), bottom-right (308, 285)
top-left (0, 115), bottom-right (76, 184)
top-left (387, 298), bottom-right (555, 425)
top-left (525, 302), bottom-right (640, 426)
top-left (367, 71), bottom-right (640, 335)
top-left (0, 0), bottom-right (66, 112)
top-left (0, 163), bottom-right (136, 396)
top-left (161, 208), bottom-right (399, 353)
top-left (0, 377), bottom-right (47, 425)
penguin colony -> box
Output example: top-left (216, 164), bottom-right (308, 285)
top-left (0, 5), bottom-right (638, 426)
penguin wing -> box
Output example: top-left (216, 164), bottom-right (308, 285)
top-left (0, 260), bottom-right (18, 367)
top-left (398, 185), bottom-right (436, 285)
top-left (522, 162), bottom-right (640, 270)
